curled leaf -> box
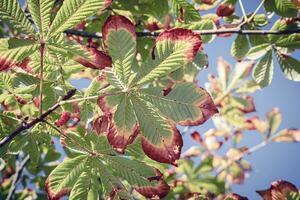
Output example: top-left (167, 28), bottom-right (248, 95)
top-left (92, 115), bottom-right (110, 135)
top-left (75, 47), bottom-right (112, 69)
top-left (256, 180), bottom-right (299, 200)
top-left (107, 123), bottom-right (139, 153)
top-left (141, 123), bottom-right (183, 166)
top-left (135, 169), bottom-right (170, 199)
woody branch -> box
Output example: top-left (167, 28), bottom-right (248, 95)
top-left (64, 28), bottom-right (300, 39)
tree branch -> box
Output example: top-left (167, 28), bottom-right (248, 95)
top-left (5, 155), bottom-right (30, 200)
top-left (0, 89), bottom-right (77, 149)
top-left (64, 28), bottom-right (300, 39)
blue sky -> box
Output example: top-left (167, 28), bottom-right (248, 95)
top-left (17, 0), bottom-right (300, 198)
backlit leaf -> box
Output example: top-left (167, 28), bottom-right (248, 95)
top-left (0, 0), bottom-right (35, 35)
top-left (136, 28), bottom-right (202, 85)
top-left (102, 15), bottom-right (136, 86)
top-left (47, 0), bottom-right (112, 39)
top-left (252, 50), bottom-right (273, 88)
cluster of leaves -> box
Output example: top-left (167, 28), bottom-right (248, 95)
top-left (0, 0), bottom-right (299, 199)
top-left (166, 57), bottom-right (300, 199)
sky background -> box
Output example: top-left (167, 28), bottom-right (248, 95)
top-left (16, 0), bottom-right (300, 199)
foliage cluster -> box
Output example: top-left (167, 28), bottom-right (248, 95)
top-left (0, 0), bottom-right (300, 199)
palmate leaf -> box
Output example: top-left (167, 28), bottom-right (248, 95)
top-left (93, 15), bottom-right (216, 167)
top-left (136, 28), bottom-right (202, 86)
top-left (102, 15), bottom-right (136, 86)
top-left (0, 38), bottom-right (39, 63)
top-left (46, 134), bottom-right (167, 199)
top-left (0, 0), bottom-right (35, 35)
top-left (139, 82), bottom-right (218, 126)
top-left (47, 0), bottom-right (112, 39)
top-left (27, 0), bottom-right (54, 38)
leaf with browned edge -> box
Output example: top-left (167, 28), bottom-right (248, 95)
top-left (131, 95), bottom-right (183, 166)
top-left (108, 94), bottom-right (139, 153)
top-left (257, 180), bottom-right (299, 200)
top-left (139, 82), bottom-right (218, 126)
top-left (136, 28), bottom-right (202, 86)
top-left (102, 15), bottom-right (136, 86)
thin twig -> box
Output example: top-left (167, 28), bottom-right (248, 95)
top-left (238, 0), bottom-right (248, 21)
top-left (64, 28), bottom-right (300, 39)
top-left (61, 95), bottom-right (99, 104)
top-left (59, 83), bottom-right (110, 104)
top-left (247, 0), bottom-right (267, 23)
top-left (0, 89), bottom-right (77, 148)
top-left (5, 155), bottom-right (30, 200)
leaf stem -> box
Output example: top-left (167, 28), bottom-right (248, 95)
top-left (39, 42), bottom-right (45, 116)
